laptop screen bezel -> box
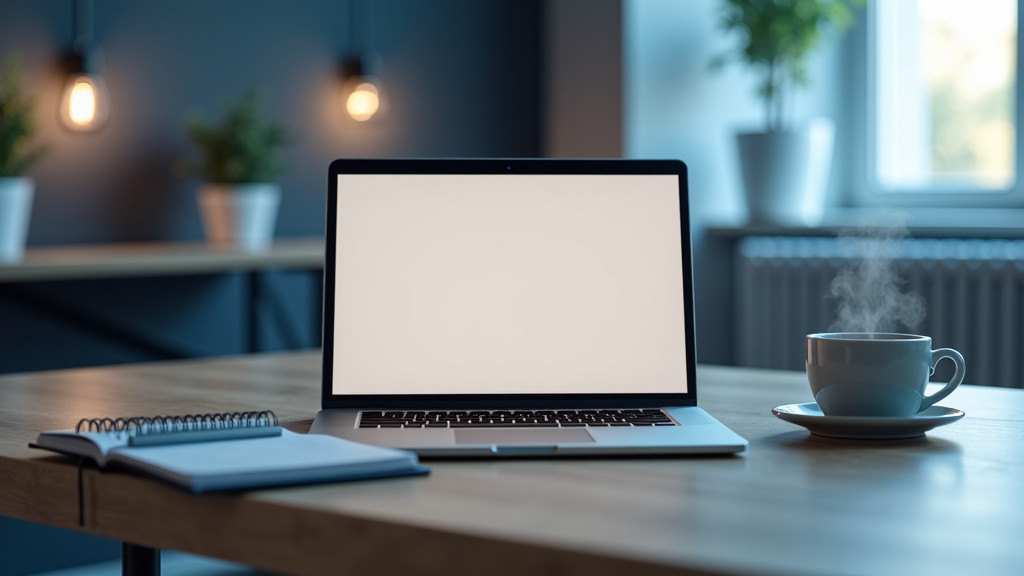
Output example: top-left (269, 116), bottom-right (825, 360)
top-left (321, 158), bottom-right (698, 410)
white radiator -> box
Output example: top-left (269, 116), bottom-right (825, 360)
top-left (735, 236), bottom-right (1024, 388)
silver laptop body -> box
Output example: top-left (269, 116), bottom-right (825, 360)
top-left (310, 159), bottom-right (747, 457)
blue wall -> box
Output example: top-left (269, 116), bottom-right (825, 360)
top-left (1, 0), bottom-right (541, 245)
top-left (0, 0), bottom-right (542, 376)
top-left (0, 1), bottom-right (542, 573)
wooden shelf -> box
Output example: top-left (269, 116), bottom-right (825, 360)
top-left (0, 238), bottom-right (325, 283)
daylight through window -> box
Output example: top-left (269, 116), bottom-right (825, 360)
top-left (875, 0), bottom-right (1017, 192)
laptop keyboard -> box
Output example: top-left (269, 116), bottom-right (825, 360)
top-left (358, 409), bottom-right (676, 428)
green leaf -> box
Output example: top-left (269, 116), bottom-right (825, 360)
top-left (709, 0), bottom-right (865, 130)
top-left (182, 90), bottom-right (293, 185)
top-left (0, 54), bottom-right (48, 176)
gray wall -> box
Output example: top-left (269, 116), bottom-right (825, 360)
top-left (543, 0), bottom-right (622, 158)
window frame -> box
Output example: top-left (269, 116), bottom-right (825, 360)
top-left (857, 0), bottom-right (1024, 208)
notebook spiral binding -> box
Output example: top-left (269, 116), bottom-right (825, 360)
top-left (73, 410), bottom-right (279, 436)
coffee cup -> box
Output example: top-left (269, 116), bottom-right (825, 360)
top-left (805, 333), bottom-right (966, 418)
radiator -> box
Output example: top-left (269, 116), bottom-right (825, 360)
top-left (735, 236), bottom-right (1024, 388)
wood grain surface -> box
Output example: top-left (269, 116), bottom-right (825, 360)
top-left (2, 352), bottom-right (1022, 576)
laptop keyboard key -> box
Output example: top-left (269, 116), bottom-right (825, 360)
top-left (357, 409), bottom-right (677, 428)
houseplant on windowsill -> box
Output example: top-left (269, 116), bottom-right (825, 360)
top-left (712, 0), bottom-right (860, 225)
top-left (183, 91), bottom-right (291, 252)
top-left (0, 56), bottom-right (48, 263)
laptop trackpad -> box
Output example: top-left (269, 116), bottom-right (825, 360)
top-left (455, 428), bottom-right (595, 445)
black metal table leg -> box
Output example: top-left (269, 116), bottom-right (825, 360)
top-left (122, 543), bottom-right (160, 576)
top-left (248, 270), bottom-right (261, 353)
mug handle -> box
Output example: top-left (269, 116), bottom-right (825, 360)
top-left (920, 348), bottom-right (966, 411)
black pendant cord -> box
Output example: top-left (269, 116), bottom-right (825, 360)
top-left (73, 0), bottom-right (95, 50)
top-left (348, 0), bottom-right (376, 54)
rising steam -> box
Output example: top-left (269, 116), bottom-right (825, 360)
top-left (828, 216), bottom-right (925, 333)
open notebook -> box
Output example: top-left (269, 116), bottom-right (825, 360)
top-left (32, 412), bottom-right (427, 492)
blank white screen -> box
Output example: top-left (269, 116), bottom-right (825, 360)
top-left (332, 174), bottom-right (688, 395)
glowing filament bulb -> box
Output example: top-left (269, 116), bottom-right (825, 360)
top-left (60, 73), bottom-right (108, 131)
top-left (346, 82), bottom-right (380, 121)
top-left (69, 79), bottom-right (97, 125)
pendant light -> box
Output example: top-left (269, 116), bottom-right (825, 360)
top-left (60, 0), bottom-right (109, 131)
top-left (341, 0), bottom-right (386, 122)
top-left (342, 56), bottom-right (385, 122)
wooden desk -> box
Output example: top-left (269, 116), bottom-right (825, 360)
top-left (1, 353), bottom-right (1022, 576)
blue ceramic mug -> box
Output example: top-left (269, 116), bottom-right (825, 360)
top-left (806, 333), bottom-right (966, 418)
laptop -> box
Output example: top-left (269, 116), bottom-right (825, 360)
top-left (309, 158), bottom-right (747, 457)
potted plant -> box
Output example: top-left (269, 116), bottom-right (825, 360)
top-left (183, 91), bottom-right (291, 251)
top-left (0, 56), bottom-right (48, 262)
top-left (712, 0), bottom-right (860, 225)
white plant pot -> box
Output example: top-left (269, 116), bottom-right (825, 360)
top-left (198, 183), bottom-right (281, 252)
top-left (736, 119), bottom-right (834, 226)
top-left (0, 177), bottom-right (34, 263)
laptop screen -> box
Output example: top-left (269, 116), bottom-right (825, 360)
top-left (323, 160), bottom-right (696, 407)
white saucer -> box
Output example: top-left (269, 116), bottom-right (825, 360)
top-left (771, 402), bottom-right (965, 440)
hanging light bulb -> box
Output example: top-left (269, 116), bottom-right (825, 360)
top-left (60, 69), bottom-right (109, 130)
top-left (60, 0), bottom-right (109, 131)
top-left (341, 56), bottom-right (386, 122)
top-left (68, 78), bottom-right (97, 123)
top-left (346, 81), bottom-right (381, 121)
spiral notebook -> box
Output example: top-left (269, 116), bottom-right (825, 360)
top-left (30, 411), bottom-right (428, 494)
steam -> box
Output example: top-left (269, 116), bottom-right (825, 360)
top-left (828, 215), bottom-right (925, 333)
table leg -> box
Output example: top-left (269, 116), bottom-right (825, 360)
top-left (122, 543), bottom-right (160, 576)
top-left (247, 271), bottom-right (261, 354)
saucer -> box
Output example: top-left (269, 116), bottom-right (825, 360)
top-left (771, 402), bottom-right (965, 440)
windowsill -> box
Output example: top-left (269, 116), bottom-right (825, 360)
top-left (705, 207), bottom-right (1024, 239)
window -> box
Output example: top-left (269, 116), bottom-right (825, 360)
top-left (872, 0), bottom-right (1019, 201)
